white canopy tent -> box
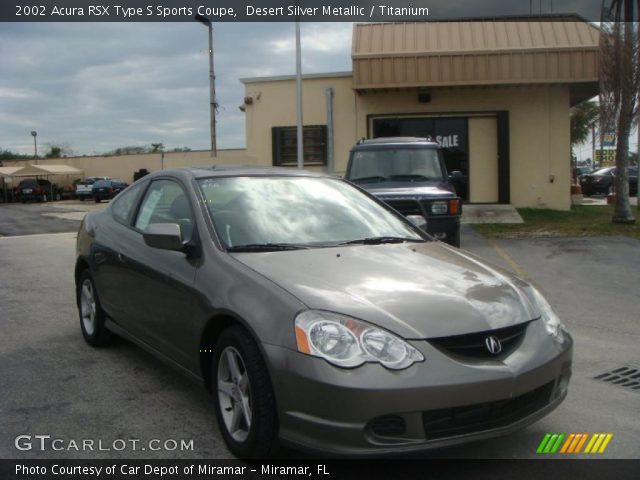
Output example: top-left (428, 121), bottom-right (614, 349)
top-left (8, 164), bottom-right (83, 177)
top-left (0, 164), bottom-right (84, 202)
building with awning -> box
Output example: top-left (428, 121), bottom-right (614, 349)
top-left (241, 17), bottom-right (600, 210)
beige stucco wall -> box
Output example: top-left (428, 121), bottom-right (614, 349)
top-left (242, 75), bottom-right (356, 170)
top-left (243, 76), bottom-right (571, 210)
top-left (469, 117), bottom-right (498, 203)
top-left (1, 149), bottom-right (250, 187)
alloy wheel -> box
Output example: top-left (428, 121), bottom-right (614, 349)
top-left (80, 279), bottom-right (96, 336)
top-left (217, 346), bottom-right (252, 442)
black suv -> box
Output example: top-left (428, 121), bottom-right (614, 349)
top-left (14, 178), bottom-right (53, 203)
top-left (345, 137), bottom-right (462, 247)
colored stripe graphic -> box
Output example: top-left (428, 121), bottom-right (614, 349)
top-left (538, 433), bottom-right (613, 454)
top-left (536, 433), bottom-right (565, 453)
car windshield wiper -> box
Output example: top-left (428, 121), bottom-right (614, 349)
top-left (350, 175), bottom-right (388, 183)
top-left (338, 236), bottom-right (424, 246)
top-left (226, 243), bottom-right (311, 252)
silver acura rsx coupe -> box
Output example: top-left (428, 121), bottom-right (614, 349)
top-left (75, 166), bottom-right (572, 458)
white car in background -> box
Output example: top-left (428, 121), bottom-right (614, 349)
top-left (75, 177), bottom-right (110, 201)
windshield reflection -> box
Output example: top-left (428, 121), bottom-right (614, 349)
top-left (198, 176), bottom-right (424, 248)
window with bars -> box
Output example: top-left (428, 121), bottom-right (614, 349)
top-left (272, 125), bottom-right (327, 166)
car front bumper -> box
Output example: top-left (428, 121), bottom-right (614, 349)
top-left (425, 215), bottom-right (460, 246)
top-left (264, 320), bottom-right (572, 456)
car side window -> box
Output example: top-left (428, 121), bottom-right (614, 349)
top-left (112, 181), bottom-right (146, 225)
top-left (134, 179), bottom-right (194, 242)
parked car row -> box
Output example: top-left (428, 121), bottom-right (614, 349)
top-left (74, 177), bottom-right (129, 202)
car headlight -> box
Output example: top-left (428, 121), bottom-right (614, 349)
top-left (295, 311), bottom-right (424, 370)
top-left (530, 287), bottom-right (564, 338)
top-left (430, 201), bottom-right (448, 215)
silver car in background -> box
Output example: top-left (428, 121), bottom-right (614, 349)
top-left (75, 166), bottom-right (572, 457)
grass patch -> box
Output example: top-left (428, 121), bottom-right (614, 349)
top-left (472, 205), bottom-right (640, 239)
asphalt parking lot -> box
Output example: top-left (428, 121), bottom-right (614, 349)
top-left (0, 201), bottom-right (638, 459)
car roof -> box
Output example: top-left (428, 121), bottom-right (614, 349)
top-left (351, 137), bottom-right (440, 150)
top-left (148, 165), bottom-right (333, 181)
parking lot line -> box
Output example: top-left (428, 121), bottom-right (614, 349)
top-left (487, 238), bottom-right (529, 279)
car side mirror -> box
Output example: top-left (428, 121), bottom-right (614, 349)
top-left (449, 170), bottom-right (464, 179)
top-left (143, 223), bottom-right (185, 252)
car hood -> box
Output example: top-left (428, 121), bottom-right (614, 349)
top-left (359, 182), bottom-right (456, 199)
top-left (232, 242), bottom-right (539, 339)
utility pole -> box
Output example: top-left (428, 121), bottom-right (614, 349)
top-left (195, 14), bottom-right (217, 158)
top-left (295, 20), bottom-right (304, 169)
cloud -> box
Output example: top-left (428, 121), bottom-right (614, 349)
top-left (0, 22), bottom-right (352, 155)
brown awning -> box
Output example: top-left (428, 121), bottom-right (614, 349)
top-left (352, 20), bottom-right (599, 101)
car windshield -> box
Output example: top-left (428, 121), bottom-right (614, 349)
top-left (198, 176), bottom-right (425, 249)
top-left (94, 180), bottom-right (111, 187)
top-left (348, 148), bottom-right (444, 183)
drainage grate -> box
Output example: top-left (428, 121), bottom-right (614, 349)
top-left (594, 366), bottom-right (640, 392)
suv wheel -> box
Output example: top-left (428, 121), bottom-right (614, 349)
top-left (212, 326), bottom-right (278, 458)
top-left (452, 230), bottom-right (461, 248)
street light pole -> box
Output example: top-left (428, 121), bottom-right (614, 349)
top-left (195, 14), bottom-right (217, 158)
top-left (295, 21), bottom-right (304, 169)
top-left (31, 131), bottom-right (38, 164)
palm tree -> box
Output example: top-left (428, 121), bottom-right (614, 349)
top-left (600, 0), bottom-right (639, 223)
top-left (571, 100), bottom-right (600, 147)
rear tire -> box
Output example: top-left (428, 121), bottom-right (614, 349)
top-left (451, 230), bottom-right (461, 248)
top-left (212, 326), bottom-right (278, 458)
top-left (77, 270), bottom-right (112, 347)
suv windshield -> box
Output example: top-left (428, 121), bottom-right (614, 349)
top-left (94, 180), bottom-right (111, 188)
top-left (349, 148), bottom-right (444, 183)
top-left (198, 176), bottom-right (424, 249)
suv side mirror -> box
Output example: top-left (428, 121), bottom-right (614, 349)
top-left (449, 170), bottom-right (464, 179)
top-left (143, 223), bottom-right (184, 252)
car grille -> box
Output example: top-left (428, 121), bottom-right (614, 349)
top-left (383, 199), bottom-right (424, 217)
top-left (422, 381), bottom-right (554, 440)
top-left (428, 321), bottom-right (532, 359)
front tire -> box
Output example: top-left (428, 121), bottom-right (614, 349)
top-left (212, 326), bottom-right (278, 458)
top-left (77, 270), bottom-right (112, 346)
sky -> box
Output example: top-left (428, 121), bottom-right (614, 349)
top-left (0, 22), bottom-right (353, 156)
top-left (0, 0), bottom-right (603, 157)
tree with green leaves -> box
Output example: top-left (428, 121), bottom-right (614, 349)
top-left (150, 143), bottom-right (164, 153)
top-left (571, 100), bottom-right (599, 147)
top-left (44, 143), bottom-right (73, 158)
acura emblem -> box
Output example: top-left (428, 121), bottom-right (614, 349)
top-left (485, 335), bottom-right (502, 355)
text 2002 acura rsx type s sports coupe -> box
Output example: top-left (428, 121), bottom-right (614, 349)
top-left (75, 166), bottom-right (572, 458)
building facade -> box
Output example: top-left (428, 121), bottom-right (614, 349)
top-left (241, 19), bottom-right (599, 210)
